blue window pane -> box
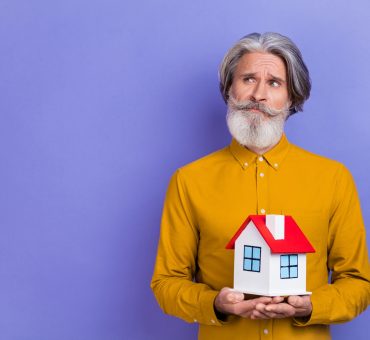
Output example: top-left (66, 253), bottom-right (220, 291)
top-left (244, 259), bottom-right (252, 271)
top-left (281, 267), bottom-right (289, 278)
top-left (290, 255), bottom-right (298, 266)
top-left (281, 255), bottom-right (289, 267)
top-left (290, 266), bottom-right (298, 278)
top-left (252, 260), bottom-right (260, 272)
top-left (253, 247), bottom-right (261, 259)
top-left (244, 246), bottom-right (252, 258)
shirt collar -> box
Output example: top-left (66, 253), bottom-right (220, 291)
top-left (229, 134), bottom-right (290, 171)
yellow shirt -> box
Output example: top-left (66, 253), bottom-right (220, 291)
top-left (151, 135), bottom-right (370, 340)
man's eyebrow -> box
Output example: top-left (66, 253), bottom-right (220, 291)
top-left (269, 74), bottom-right (286, 83)
top-left (239, 72), bottom-right (287, 83)
top-left (239, 72), bottom-right (256, 78)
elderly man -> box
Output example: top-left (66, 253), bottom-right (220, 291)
top-left (151, 32), bottom-right (370, 339)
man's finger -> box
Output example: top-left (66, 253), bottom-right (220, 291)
top-left (254, 302), bottom-right (273, 318)
top-left (265, 303), bottom-right (295, 317)
top-left (226, 291), bottom-right (245, 303)
top-left (271, 296), bottom-right (285, 304)
top-left (251, 309), bottom-right (269, 319)
top-left (288, 295), bottom-right (312, 308)
top-left (254, 296), bottom-right (273, 305)
top-left (287, 295), bottom-right (302, 306)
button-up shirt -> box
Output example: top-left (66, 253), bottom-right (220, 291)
top-left (151, 135), bottom-right (370, 340)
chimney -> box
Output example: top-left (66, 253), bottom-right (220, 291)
top-left (266, 214), bottom-right (285, 240)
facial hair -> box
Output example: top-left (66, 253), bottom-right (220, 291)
top-left (226, 96), bottom-right (290, 151)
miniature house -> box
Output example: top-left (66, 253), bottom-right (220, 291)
top-left (226, 215), bottom-right (315, 296)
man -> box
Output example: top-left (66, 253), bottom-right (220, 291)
top-left (151, 32), bottom-right (370, 339)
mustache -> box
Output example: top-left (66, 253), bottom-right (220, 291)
top-left (228, 97), bottom-right (288, 117)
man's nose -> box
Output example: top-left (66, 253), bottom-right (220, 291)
top-left (250, 81), bottom-right (267, 102)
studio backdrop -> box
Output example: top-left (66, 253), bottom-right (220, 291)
top-left (0, 1), bottom-right (368, 339)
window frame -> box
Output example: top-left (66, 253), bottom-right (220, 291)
top-left (243, 245), bottom-right (261, 273)
top-left (280, 254), bottom-right (298, 279)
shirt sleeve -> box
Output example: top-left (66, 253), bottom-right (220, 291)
top-left (294, 164), bottom-right (370, 326)
top-left (151, 169), bottom-right (222, 326)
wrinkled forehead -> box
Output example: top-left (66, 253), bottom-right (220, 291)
top-left (235, 52), bottom-right (288, 79)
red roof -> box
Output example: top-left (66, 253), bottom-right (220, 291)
top-left (225, 215), bottom-right (315, 254)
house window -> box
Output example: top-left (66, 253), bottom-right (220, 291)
top-left (280, 254), bottom-right (298, 279)
top-left (243, 245), bottom-right (261, 272)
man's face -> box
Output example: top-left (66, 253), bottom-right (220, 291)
top-left (229, 52), bottom-right (291, 111)
top-left (226, 52), bottom-right (291, 153)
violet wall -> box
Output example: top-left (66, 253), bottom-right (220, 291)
top-left (0, 1), bottom-right (368, 339)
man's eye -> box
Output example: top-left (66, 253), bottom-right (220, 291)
top-left (270, 80), bottom-right (280, 87)
top-left (243, 77), bottom-right (255, 83)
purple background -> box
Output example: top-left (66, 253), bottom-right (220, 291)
top-left (0, 1), bottom-right (369, 339)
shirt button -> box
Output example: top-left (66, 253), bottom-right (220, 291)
top-left (258, 156), bottom-right (264, 162)
top-left (259, 172), bottom-right (264, 177)
top-left (274, 163), bottom-right (278, 168)
top-left (210, 319), bottom-right (216, 324)
top-left (260, 208), bottom-right (266, 214)
top-left (244, 162), bottom-right (248, 167)
top-left (264, 329), bottom-right (269, 334)
top-left (193, 319), bottom-right (197, 322)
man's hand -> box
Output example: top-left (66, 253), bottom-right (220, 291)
top-left (214, 287), bottom-right (273, 318)
top-left (215, 289), bottom-right (312, 320)
top-left (251, 295), bottom-right (312, 319)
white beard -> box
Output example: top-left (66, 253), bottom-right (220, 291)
top-left (226, 99), bottom-right (289, 151)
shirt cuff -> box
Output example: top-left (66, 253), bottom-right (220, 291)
top-left (292, 290), bottom-right (325, 326)
top-left (196, 290), bottom-right (224, 326)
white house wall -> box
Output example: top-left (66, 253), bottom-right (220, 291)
top-left (269, 254), bottom-right (308, 295)
top-left (234, 222), bottom-right (270, 295)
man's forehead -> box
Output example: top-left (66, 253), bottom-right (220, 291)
top-left (236, 52), bottom-right (287, 77)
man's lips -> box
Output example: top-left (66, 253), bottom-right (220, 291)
top-left (248, 108), bottom-right (265, 114)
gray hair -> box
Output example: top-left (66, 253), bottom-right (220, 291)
top-left (219, 32), bottom-right (311, 114)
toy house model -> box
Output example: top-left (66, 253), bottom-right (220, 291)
top-left (226, 215), bottom-right (315, 296)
